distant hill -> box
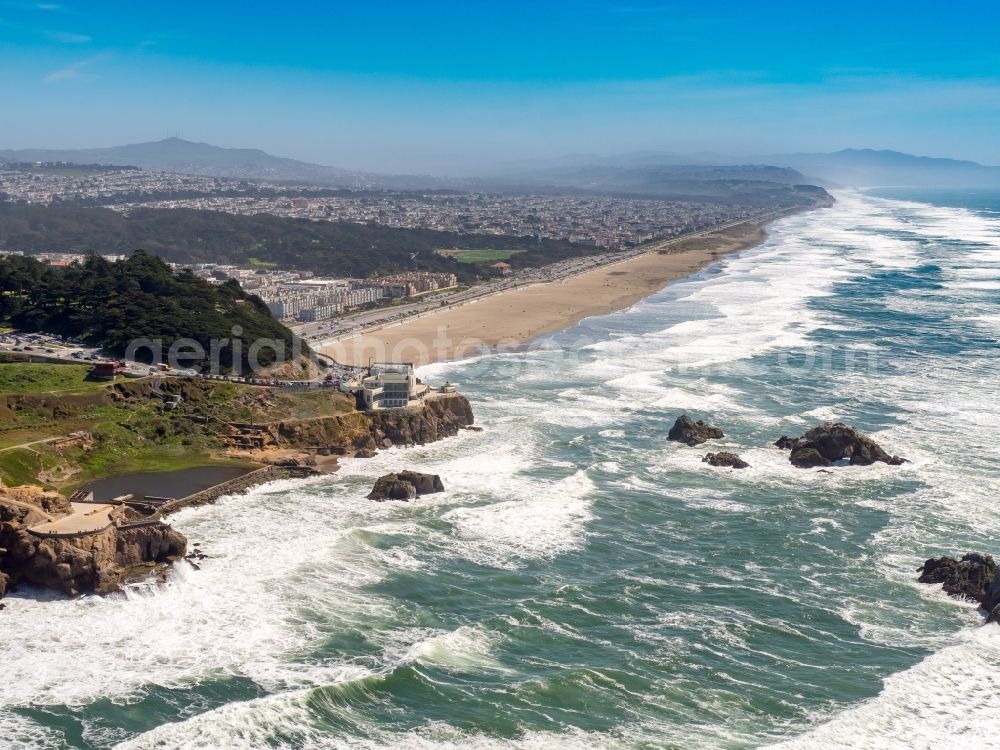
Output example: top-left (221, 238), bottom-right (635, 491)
top-left (0, 137), bottom-right (368, 185)
top-left (502, 148), bottom-right (1000, 189)
top-left (482, 163), bottom-right (827, 205)
top-left (758, 149), bottom-right (1000, 187)
top-left (0, 139), bottom-right (826, 198)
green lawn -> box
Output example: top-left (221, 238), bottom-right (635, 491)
top-left (437, 248), bottom-right (524, 264)
top-left (247, 257), bottom-right (279, 268)
top-left (0, 363), bottom-right (105, 395)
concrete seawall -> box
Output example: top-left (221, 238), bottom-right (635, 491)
top-left (158, 465), bottom-right (318, 515)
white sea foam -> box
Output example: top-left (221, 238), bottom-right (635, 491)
top-left (0, 712), bottom-right (65, 750)
top-left (764, 627), bottom-right (1000, 750)
top-left (441, 470), bottom-right (595, 568)
top-left (380, 624), bottom-right (508, 672)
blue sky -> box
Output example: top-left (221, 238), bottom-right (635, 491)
top-left (2, 0), bottom-right (999, 173)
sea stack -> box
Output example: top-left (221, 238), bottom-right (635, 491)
top-left (703, 452), bottom-right (750, 469)
top-left (780, 423), bottom-right (906, 468)
top-left (368, 471), bottom-right (445, 501)
top-left (668, 415), bottom-right (724, 447)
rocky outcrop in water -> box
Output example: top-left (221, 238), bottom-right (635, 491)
top-left (668, 415), bottom-right (724, 447)
top-left (782, 423), bottom-right (906, 468)
top-left (368, 471), bottom-right (445, 502)
top-left (773, 435), bottom-right (797, 450)
top-left (0, 485), bottom-right (187, 599)
top-left (918, 553), bottom-right (998, 607)
top-left (703, 452), bottom-right (750, 469)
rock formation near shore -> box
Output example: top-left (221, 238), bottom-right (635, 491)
top-left (368, 471), bottom-right (445, 501)
top-left (918, 553), bottom-right (1000, 612)
top-left (0, 485), bottom-right (187, 599)
top-left (668, 415), bottom-right (724, 446)
top-left (780, 422), bottom-right (906, 468)
top-left (703, 452), bottom-right (750, 469)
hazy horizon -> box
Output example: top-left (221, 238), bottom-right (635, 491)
top-left (2, 1), bottom-right (999, 174)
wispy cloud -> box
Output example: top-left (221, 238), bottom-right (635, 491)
top-left (45, 29), bottom-right (89, 42)
top-left (0, 1), bottom-right (64, 10)
top-left (43, 53), bottom-right (103, 83)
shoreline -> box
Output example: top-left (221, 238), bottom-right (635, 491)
top-left (320, 208), bottom-right (808, 368)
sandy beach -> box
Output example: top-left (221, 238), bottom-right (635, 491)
top-left (321, 218), bottom-right (773, 367)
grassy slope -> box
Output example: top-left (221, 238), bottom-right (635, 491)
top-left (0, 363), bottom-right (355, 491)
top-left (438, 248), bottom-right (526, 264)
top-left (0, 363), bottom-right (105, 395)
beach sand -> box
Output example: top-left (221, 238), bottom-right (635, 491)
top-left (321, 219), bottom-right (771, 367)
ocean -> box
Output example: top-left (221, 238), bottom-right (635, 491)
top-left (3, 189), bottom-right (1000, 749)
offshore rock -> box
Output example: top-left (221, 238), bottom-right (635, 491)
top-left (787, 422), bottom-right (906, 468)
top-left (0, 485), bottom-right (186, 599)
top-left (918, 553), bottom-right (998, 605)
top-left (668, 415), bottom-right (724, 447)
top-left (774, 435), bottom-right (797, 450)
top-left (703, 452), bottom-right (750, 469)
top-left (368, 471), bottom-right (445, 502)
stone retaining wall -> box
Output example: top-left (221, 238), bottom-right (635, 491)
top-left (155, 465), bottom-right (320, 515)
top-left (158, 466), bottom-right (276, 514)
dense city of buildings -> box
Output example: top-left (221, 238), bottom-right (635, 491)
top-left (1, 164), bottom-right (760, 248)
top-left (0, 164), bottom-right (252, 204)
top-left (117, 192), bottom-right (756, 247)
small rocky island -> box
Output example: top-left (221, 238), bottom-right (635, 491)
top-left (668, 415), bottom-right (724, 446)
top-left (774, 422), bottom-right (906, 468)
top-left (702, 452), bottom-right (749, 469)
top-left (368, 470), bottom-right (445, 501)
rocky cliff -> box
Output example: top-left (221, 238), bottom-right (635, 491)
top-left (0, 485), bottom-right (187, 599)
top-left (268, 394), bottom-right (475, 455)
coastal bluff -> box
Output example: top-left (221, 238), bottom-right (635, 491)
top-left (265, 393), bottom-right (475, 455)
top-left (0, 484), bottom-right (186, 598)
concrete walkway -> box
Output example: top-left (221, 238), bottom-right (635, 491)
top-left (27, 502), bottom-right (115, 537)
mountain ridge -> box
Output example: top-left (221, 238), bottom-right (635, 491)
top-left (5, 138), bottom-right (994, 189)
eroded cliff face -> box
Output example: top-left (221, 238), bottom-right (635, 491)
top-left (268, 394), bottom-right (475, 454)
top-left (0, 485), bottom-right (187, 599)
top-left (367, 395), bottom-right (475, 449)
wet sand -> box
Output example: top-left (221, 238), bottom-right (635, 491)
top-left (321, 219), bottom-right (771, 367)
